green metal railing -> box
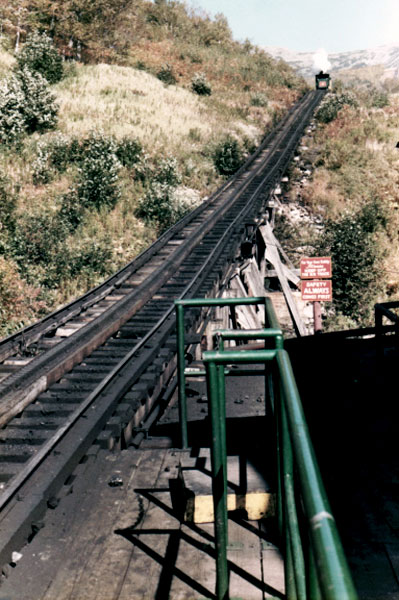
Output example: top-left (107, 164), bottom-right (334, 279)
top-left (174, 296), bottom-right (358, 600)
top-left (175, 296), bottom-right (281, 448)
top-left (203, 346), bottom-right (358, 600)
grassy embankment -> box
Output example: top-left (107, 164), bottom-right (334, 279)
top-left (0, 17), bottom-right (305, 337)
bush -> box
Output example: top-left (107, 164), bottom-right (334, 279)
top-left (155, 157), bottom-right (182, 186)
top-left (0, 256), bottom-right (47, 336)
top-left (32, 142), bottom-right (52, 185)
top-left (137, 182), bottom-right (176, 231)
top-left (0, 175), bottom-right (16, 255)
top-left (21, 69), bottom-right (57, 133)
top-left (77, 153), bottom-right (121, 211)
top-left (115, 136), bottom-right (142, 167)
top-left (80, 131), bottom-right (119, 161)
top-left (16, 31), bottom-right (63, 84)
top-left (316, 201), bottom-right (386, 323)
top-left (133, 153), bottom-right (153, 183)
top-left (0, 75), bottom-right (28, 144)
top-left (136, 182), bottom-right (195, 233)
top-left (156, 64), bottom-right (177, 85)
top-left (191, 72), bottom-right (212, 96)
top-left (58, 190), bottom-right (86, 232)
top-left (68, 241), bottom-right (112, 280)
top-left (47, 133), bottom-right (73, 172)
top-left (250, 92), bottom-right (268, 107)
top-left (17, 67), bottom-right (59, 133)
top-left (76, 133), bottom-right (121, 211)
top-left (9, 212), bottom-right (70, 285)
top-left (0, 67), bottom-right (58, 144)
top-left (9, 210), bottom-right (112, 288)
top-left (213, 137), bottom-right (244, 176)
top-left (370, 89), bottom-right (389, 109)
top-left (316, 92), bottom-right (358, 124)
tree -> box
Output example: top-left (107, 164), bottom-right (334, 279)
top-left (16, 30), bottom-right (63, 83)
top-left (317, 201), bottom-right (387, 323)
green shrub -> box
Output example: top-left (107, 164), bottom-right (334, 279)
top-left (80, 131), bottom-right (118, 161)
top-left (0, 68), bottom-right (58, 144)
top-left (316, 92), bottom-right (358, 124)
top-left (250, 92), bottom-right (268, 107)
top-left (156, 64), bottom-right (177, 85)
top-left (9, 209), bottom-right (112, 287)
top-left (213, 137), bottom-right (244, 176)
top-left (76, 133), bottom-right (121, 211)
top-left (16, 31), bottom-right (63, 84)
top-left (68, 241), bottom-right (112, 280)
top-left (47, 133), bottom-right (73, 172)
top-left (9, 212), bottom-right (69, 285)
top-left (191, 72), bottom-right (212, 96)
top-left (115, 136), bottom-right (142, 167)
top-left (77, 153), bottom-right (121, 210)
top-left (370, 89), bottom-right (389, 109)
top-left (155, 157), bottom-right (182, 186)
top-left (134, 153), bottom-right (153, 183)
top-left (136, 182), bottom-right (175, 231)
top-left (32, 142), bottom-right (52, 185)
top-left (316, 200), bottom-right (386, 323)
top-left (135, 60), bottom-right (147, 71)
top-left (17, 67), bottom-right (59, 134)
top-left (136, 182), bottom-right (194, 233)
top-left (0, 75), bottom-right (28, 144)
top-left (58, 190), bottom-right (86, 232)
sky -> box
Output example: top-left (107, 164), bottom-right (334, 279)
top-left (187, 0), bottom-right (399, 53)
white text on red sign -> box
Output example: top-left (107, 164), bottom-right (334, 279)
top-left (301, 280), bottom-right (332, 302)
top-left (300, 257), bottom-right (332, 279)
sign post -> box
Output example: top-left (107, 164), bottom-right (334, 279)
top-left (300, 257), bottom-right (332, 334)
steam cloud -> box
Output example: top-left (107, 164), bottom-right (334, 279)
top-left (313, 48), bottom-right (331, 73)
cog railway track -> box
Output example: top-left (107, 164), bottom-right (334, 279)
top-left (0, 90), bottom-right (324, 567)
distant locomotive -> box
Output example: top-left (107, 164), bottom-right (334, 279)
top-left (315, 71), bottom-right (330, 90)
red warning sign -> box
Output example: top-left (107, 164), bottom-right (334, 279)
top-left (300, 257), bottom-right (332, 279)
top-left (301, 280), bottom-right (332, 302)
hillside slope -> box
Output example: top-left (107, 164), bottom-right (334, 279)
top-left (0, 2), bottom-right (306, 337)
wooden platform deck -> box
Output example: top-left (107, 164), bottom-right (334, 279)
top-left (0, 445), bottom-right (284, 600)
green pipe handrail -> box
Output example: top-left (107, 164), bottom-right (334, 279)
top-left (203, 344), bottom-right (358, 600)
top-left (175, 296), bottom-right (282, 448)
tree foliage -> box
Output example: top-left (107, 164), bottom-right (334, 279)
top-left (316, 92), bottom-right (358, 124)
top-left (0, 67), bottom-right (58, 144)
top-left (213, 137), bottom-right (244, 176)
top-left (16, 31), bottom-right (63, 83)
top-left (316, 201), bottom-right (387, 323)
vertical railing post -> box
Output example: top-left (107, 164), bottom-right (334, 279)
top-left (281, 385), bottom-right (307, 600)
top-left (205, 358), bottom-right (229, 600)
top-left (217, 363), bottom-right (228, 495)
top-left (176, 302), bottom-right (188, 448)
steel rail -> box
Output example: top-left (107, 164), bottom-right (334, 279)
top-left (0, 91), bottom-right (323, 568)
top-left (0, 93), bottom-right (319, 510)
top-left (0, 92), bottom-right (312, 364)
top-left (0, 92), bottom-right (320, 431)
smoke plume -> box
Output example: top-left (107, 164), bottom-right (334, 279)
top-left (313, 48), bottom-right (331, 73)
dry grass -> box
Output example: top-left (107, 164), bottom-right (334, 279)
top-left (55, 63), bottom-right (257, 154)
top-left (0, 46), bottom-right (15, 76)
top-left (301, 169), bottom-right (347, 219)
